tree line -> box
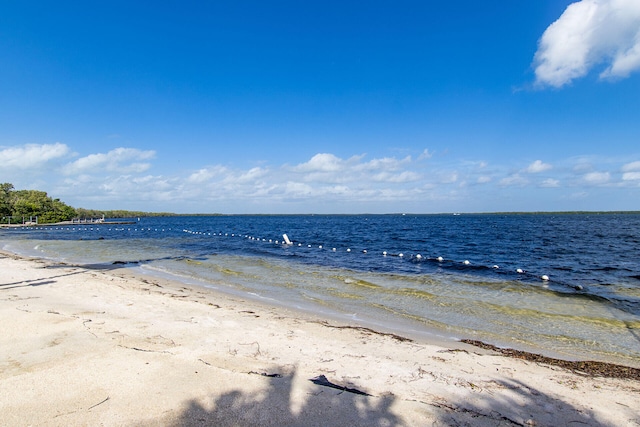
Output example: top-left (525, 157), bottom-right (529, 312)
top-left (0, 183), bottom-right (174, 224)
top-left (1, 183), bottom-right (76, 224)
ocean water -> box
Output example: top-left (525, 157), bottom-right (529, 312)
top-left (2, 213), bottom-right (640, 367)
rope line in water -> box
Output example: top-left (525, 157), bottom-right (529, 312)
top-left (7, 225), bottom-right (558, 286)
top-left (182, 228), bottom-right (555, 285)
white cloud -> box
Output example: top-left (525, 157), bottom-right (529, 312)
top-left (355, 156), bottom-right (412, 172)
top-left (283, 181), bottom-right (313, 197)
top-left (540, 178), bottom-right (560, 188)
top-left (622, 171), bottom-right (640, 180)
top-left (371, 171), bottom-right (421, 183)
top-left (0, 142), bottom-right (70, 169)
top-left (533, 0), bottom-right (640, 88)
top-left (12, 143), bottom-right (640, 213)
top-left (525, 160), bottom-right (552, 173)
top-left (499, 174), bottom-right (528, 187)
top-left (64, 147), bottom-right (156, 175)
top-left (187, 166), bottom-right (229, 183)
top-left (583, 171), bottom-right (611, 184)
top-left (621, 161), bottom-right (640, 181)
top-left (622, 160), bottom-right (640, 171)
top-left (293, 153), bottom-right (346, 173)
top-left (237, 167), bottom-right (269, 183)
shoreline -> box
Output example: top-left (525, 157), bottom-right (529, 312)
top-left (8, 248), bottom-right (640, 379)
top-left (1, 250), bottom-right (639, 426)
top-left (0, 220), bottom-right (138, 228)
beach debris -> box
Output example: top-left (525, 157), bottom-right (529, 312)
top-left (249, 371), bottom-right (283, 378)
top-left (87, 396), bottom-right (110, 410)
top-left (309, 375), bottom-right (371, 396)
top-left (460, 339), bottom-right (640, 381)
top-left (314, 321), bottom-right (413, 342)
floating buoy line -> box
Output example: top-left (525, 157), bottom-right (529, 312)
top-left (8, 225), bottom-right (567, 288)
top-left (181, 229), bottom-right (557, 285)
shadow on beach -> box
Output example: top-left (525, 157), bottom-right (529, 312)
top-left (167, 368), bottom-right (399, 427)
top-left (436, 378), bottom-right (611, 427)
top-left (165, 367), bottom-right (613, 427)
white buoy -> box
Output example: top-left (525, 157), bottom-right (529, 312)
top-left (308, 244), bottom-right (312, 248)
top-left (399, 253), bottom-right (404, 257)
top-left (319, 245), bottom-right (323, 249)
top-left (332, 248), bottom-right (336, 251)
top-left (516, 268), bottom-right (524, 274)
top-left (437, 256), bottom-right (444, 262)
top-left (383, 251), bottom-right (387, 256)
top-left (492, 265), bottom-right (499, 269)
top-left (463, 260), bottom-right (470, 265)
top-left (416, 254), bottom-right (422, 260)
top-left (362, 249), bottom-right (367, 253)
top-left (541, 275), bottom-right (549, 281)
top-left (347, 248), bottom-right (351, 252)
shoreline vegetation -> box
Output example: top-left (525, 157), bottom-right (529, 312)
top-left (1, 250), bottom-right (639, 426)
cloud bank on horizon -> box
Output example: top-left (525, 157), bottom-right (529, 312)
top-left (2, 142), bottom-right (639, 213)
top-left (534, 0), bottom-right (640, 87)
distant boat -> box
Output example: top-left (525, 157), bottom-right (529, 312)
top-left (453, 213), bottom-right (461, 216)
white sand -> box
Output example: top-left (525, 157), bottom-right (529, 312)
top-left (1, 251), bottom-right (639, 426)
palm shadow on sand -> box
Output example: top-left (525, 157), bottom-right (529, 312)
top-left (169, 368), bottom-right (398, 427)
top-left (166, 364), bottom-right (622, 427)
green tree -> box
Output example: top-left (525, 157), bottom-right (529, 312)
top-left (0, 183), bottom-right (14, 218)
top-left (0, 184), bottom-right (76, 224)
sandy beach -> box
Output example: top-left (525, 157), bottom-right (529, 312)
top-left (1, 251), bottom-right (639, 426)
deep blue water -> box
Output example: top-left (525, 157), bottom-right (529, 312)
top-left (2, 213), bottom-right (640, 365)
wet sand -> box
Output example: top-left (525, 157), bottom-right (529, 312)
top-left (1, 251), bottom-right (639, 426)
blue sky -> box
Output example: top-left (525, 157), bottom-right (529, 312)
top-left (1, 1), bottom-right (639, 213)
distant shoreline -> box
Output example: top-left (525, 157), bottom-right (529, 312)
top-left (2, 210), bottom-right (639, 228)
